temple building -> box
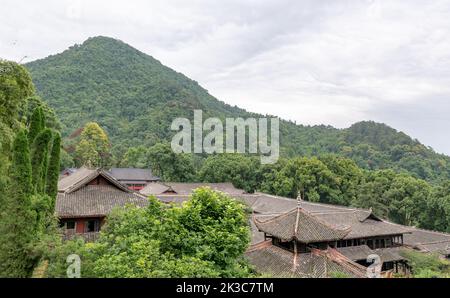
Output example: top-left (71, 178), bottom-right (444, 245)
top-left (54, 169), bottom-right (450, 277)
top-left (108, 168), bottom-right (160, 190)
top-left (248, 198), bottom-right (410, 277)
top-left (56, 167), bottom-right (148, 241)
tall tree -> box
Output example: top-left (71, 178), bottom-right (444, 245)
top-left (31, 128), bottom-right (53, 194)
top-left (75, 122), bottom-right (111, 168)
top-left (0, 60), bottom-right (35, 203)
top-left (0, 60), bottom-right (34, 129)
top-left (0, 129), bottom-right (36, 277)
top-left (146, 142), bottom-right (195, 182)
top-left (260, 157), bottom-right (339, 202)
top-left (46, 131), bottom-right (61, 202)
top-left (28, 106), bottom-right (45, 146)
top-left (198, 154), bottom-right (261, 192)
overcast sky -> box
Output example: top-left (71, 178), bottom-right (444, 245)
top-left (1, 0), bottom-right (450, 154)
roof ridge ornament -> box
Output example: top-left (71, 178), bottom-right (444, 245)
top-left (297, 190), bottom-right (303, 205)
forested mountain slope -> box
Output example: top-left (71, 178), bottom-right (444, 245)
top-left (25, 36), bottom-right (450, 182)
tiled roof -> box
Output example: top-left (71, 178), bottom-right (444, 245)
top-left (56, 185), bottom-right (148, 218)
top-left (402, 228), bottom-right (450, 255)
top-left (245, 242), bottom-right (367, 278)
top-left (337, 245), bottom-right (407, 262)
top-left (140, 182), bottom-right (245, 196)
top-left (58, 167), bottom-right (98, 193)
top-left (241, 193), bottom-right (411, 241)
top-left (151, 192), bottom-right (414, 245)
top-left (58, 167), bottom-right (131, 194)
top-left (254, 206), bottom-right (351, 243)
top-left (336, 245), bottom-right (374, 261)
top-left (56, 167), bottom-right (148, 218)
top-left (312, 211), bottom-right (411, 239)
top-left (109, 168), bottom-right (159, 182)
top-left (140, 182), bottom-right (173, 195)
top-left (373, 247), bottom-right (407, 263)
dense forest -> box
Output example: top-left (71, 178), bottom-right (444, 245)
top-left (25, 36), bottom-right (450, 183)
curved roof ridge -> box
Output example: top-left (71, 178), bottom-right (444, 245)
top-left (254, 206), bottom-right (351, 243)
top-left (253, 207), bottom-right (296, 224)
top-left (252, 192), bottom-right (373, 213)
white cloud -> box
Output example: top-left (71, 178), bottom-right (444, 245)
top-left (1, 0), bottom-right (450, 154)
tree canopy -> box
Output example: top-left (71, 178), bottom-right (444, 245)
top-left (75, 121), bottom-right (111, 167)
top-left (45, 188), bottom-right (253, 277)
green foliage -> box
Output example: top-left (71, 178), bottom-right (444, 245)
top-left (0, 129), bottom-right (37, 277)
top-left (46, 131), bottom-right (61, 203)
top-left (31, 128), bottom-right (53, 194)
top-left (178, 188), bottom-right (251, 273)
top-left (22, 95), bottom-right (60, 131)
top-left (41, 238), bottom-right (95, 278)
top-left (352, 170), bottom-right (438, 227)
top-left (260, 157), bottom-right (339, 202)
top-left (75, 121), bottom-right (111, 167)
top-left (9, 129), bottom-right (33, 198)
top-left (60, 147), bottom-right (75, 170)
top-left (0, 60), bottom-right (34, 129)
top-left (385, 175), bottom-right (431, 226)
top-left (401, 250), bottom-right (450, 278)
top-left (319, 155), bottom-right (363, 206)
top-left (119, 143), bottom-right (196, 182)
top-left (121, 145), bottom-right (151, 168)
top-left (421, 181), bottom-right (450, 232)
top-left (1, 60), bottom-right (35, 190)
top-left (46, 188), bottom-right (252, 278)
top-left (146, 143), bottom-right (195, 182)
top-left (198, 154), bottom-right (261, 192)
top-left (352, 170), bottom-right (396, 218)
top-left (0, 63), bottom-right (62, 278)
top-left (28, 106), bottom-right (45, 146)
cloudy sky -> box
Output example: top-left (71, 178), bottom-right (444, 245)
top-left (1, 0), bottom-right (450, 154)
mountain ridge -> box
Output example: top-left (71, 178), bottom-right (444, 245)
top-left (24, 36), bottom-right (450, 182)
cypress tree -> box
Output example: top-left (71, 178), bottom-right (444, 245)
top-left (46, 131), bottom-right (61, 202)
top-left (0, 129), bottom-right (36, 277)
top-left (28, 107), bottom-right (45, 147)
top-left (31, 128), bottom-right (52, 194)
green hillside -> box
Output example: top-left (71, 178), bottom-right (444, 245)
top-left (25, 36), bottom-right (450, 182)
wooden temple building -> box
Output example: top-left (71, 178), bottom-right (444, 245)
top-left (56, 167), bottom-right (148, 241)
top-left (248, 198), bottom-right (410, 277)
top-left (55, 168), bottom-right (450, 277)
top-left (108, 168), bottom-right (160, 191)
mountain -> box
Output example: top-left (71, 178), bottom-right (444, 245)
top-left (25, 36), bottom-right (450, 182)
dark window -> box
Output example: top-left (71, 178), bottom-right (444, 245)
top-left (66, 221), bottom-right (75, 230)
top-left (86, 220), bottom-right (99, 232)
top-left (386, 238), bottom-right (392, 247)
